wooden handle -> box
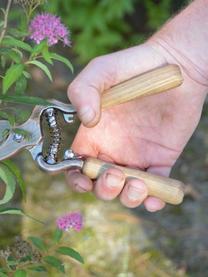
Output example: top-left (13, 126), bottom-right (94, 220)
top-left (102, 64), bottom-right (183, 109)
top-left (81, 64), bottom-right (184, 205)
top-left (82, 158), bottom-right (185, 205)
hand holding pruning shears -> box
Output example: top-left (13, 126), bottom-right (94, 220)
top-left (0, 61), bottom-right (185, 208)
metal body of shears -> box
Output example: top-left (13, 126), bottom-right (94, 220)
top-left (0, 100), bottom-right (84, 173)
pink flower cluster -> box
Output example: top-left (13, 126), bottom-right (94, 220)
top-left (56, 212), bottom-right (83, 232)
top-left (29, 13), bottom-right (70, 46)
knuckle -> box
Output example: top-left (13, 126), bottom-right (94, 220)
top-left (88, 56), bottom-right (106, 68)
top-left (67, 81), bottom-right (80, 99)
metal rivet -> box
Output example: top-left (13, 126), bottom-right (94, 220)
top-left (64, 149), bottom-right (75, 160)
top-left (13, 133), bottom-right (24, 143)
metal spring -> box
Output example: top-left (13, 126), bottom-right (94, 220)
top-left (44, 108), bottom-right (61, 164)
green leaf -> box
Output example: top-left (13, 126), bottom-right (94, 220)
top-left (7, 257), bottom-right (18, 266)
top-left (0, 111), bottom-right (15, 126)
top-left (14, 269), bottom-right (27, 277)
top-left (1, 56), bottom-right (6, 68)
top-left (53, 229), bottom-right (63, 244)
top-left (2, 36), bottom-right (32, 52)
top-left (56, 246), bottom-right (84, 264)
top-left (28, 236), bottom-right (47, 251)
top-left (50, 53), bottom-right (73, 73)
top-left (19, 255), bottom-right (32, 263)
top-left (8, 28), bottom-right (28, 38)
top-left (7, 50), bottom-right (21, 63)
top-left (0, 164), bottom-right (16, 205)
top-left (0, 48), bottom-right (10, 55)
top-left (0, 48), bottom-right (22, 63)
top-left (43, 256), bottom-right (65, 273)
top-left (0, 208), bottom-right (44, 224)
top-left (3, 64), bottom-right (24, 94)
top-left (0, 207), bottom-right (25, 216)
top-left (28, 265), bottom-right (47, 272)
top-left (27, 61), bottom-right (52, 81)
top-left (31, 40), bottom-right (47, 57)
top-left (14, 75), bottom-right (27, 95)
top-left (2, 160), bottom-right (26, 199)
top-left (0, 95), bottom-right (50, 106)
top-left (22, 71), bottom-right (31, 79)
top-left (15, 110), bottom-right (30, 124)
top-left (42, 48), bottom-right (53, 65)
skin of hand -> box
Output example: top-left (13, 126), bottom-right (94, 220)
top-left (66, 42), bottom-right (207, 212)
top-left (66, 0), bottom-right (208, 212)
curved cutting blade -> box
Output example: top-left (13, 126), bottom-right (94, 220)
top-left (0, 118), bottom-right (42, 161)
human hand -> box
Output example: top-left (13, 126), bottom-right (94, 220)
top-left (66, 42), bottom-right (207, 212)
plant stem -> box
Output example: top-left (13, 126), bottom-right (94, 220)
top-left (0, 0), bottom-right (12, 44)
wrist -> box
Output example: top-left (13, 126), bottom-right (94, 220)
top-left (147, 0), bottom-right (208, 94)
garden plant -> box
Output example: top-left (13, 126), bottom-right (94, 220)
top-left (0, 0), bottom-right (191, 276)
top-left (0, 1), bottom-right (84, 276)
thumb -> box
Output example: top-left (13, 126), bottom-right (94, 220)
top-left (67, 43), bottom-right (167, 127)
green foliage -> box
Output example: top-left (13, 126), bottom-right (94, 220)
top-left (2, 36), bottom-right (32, 52)
top-left (0, 0), bottom-right (74, 137)
top-left (56, 246), bottom-right (84, 264)
top-left (45, 0), bottom-right (134, 63)
top-left (0, 229), bottom-right (84, 275)
top-left (0, 1), bottom-right (84, 276)
top-left (50, 53), bottom-right (73, 73)
top-left (26, 60), bottom-right (53, 81)
top-left (0, 207), bottom-right (26, 216)
top-left (43, 256), bottom-right (65, 273)
top-left (53, 229), bottom-right (63, 244)
top-left (0, 163), bottom-right (16, 205)
top-left (0, 95), bottom-right (51, 106)
top-left (28, 236), bottom-right (47, 252)
top-left (0, 110), bottom-right (15, 126)
top-left (2, 159), bottom-right (26, 198)
top-left (3, 64), bottom-right (24, 94)
top-left (44, 0), bottom-right (187, 63)
top-left (14, 270), bottom-right (27, 277)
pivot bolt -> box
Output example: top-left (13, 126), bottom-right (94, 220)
top-left (13, 133), bottom-right (24, 143)
top-left (64, 149), bottom-right (75, 160)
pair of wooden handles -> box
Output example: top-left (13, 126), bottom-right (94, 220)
top-left (81, 64), bottom-right (185, 205)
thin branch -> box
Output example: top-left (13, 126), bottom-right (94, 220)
top-left (0, 0), bottom-right (13, 44)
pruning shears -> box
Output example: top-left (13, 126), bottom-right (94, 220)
top-left (0, 65), bottom-right (186, 205)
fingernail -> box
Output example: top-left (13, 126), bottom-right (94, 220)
top-left (79, 106), bottom-right (95, 125)
top-left (106, 173), bottom-right (124, 188)
top-left (75, 184), bottom-right (87, 193)
top-left (128, 184), bottom-right (145, 201)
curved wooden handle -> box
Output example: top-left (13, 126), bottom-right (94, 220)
top-left (82, 158), bottom-right (185, 205)
top-left (102, 64), bottom-right (183, 109)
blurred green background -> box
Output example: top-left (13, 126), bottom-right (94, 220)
top-left (44, 0), bottom-right (189, 64)
top-left (2, 0), bottom-right (208, 277)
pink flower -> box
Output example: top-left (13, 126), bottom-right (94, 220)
top-left (29, 13), bottom-right (70, 46)
top-left (56, 212), bottom-right (83, 232)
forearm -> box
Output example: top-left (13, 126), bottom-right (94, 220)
top-left (148, 0), bottom-right (208, 87)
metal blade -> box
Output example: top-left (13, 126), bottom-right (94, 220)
top-left (0, 118), bottom-right (42, 161)
top-left (0, 101), bottom-right (76, 161)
